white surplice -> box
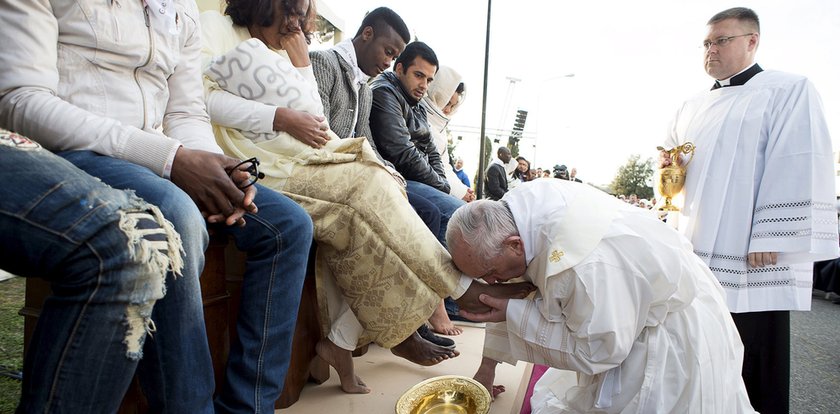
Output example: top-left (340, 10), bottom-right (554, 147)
top-left (664, 70), bottom-right (839, 313)
top-left (486, 180), bottom-right (754, 413)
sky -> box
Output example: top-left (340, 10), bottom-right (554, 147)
top-left (316, 0), bottom-right (840, 186)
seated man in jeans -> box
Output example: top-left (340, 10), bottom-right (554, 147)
top-left (0, 130), bottom-right (182, 412)
top-left (370, 41), bottom-right (467, 244)
top-left (0, 2), bottom-right (312, 413)
top-left (370, 41), bottom-right (470, 326)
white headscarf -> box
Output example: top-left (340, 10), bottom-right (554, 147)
top-left (422, 65), bottom-right (464, 133)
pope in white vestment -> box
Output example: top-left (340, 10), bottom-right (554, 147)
top-left (446, 180), bottom-right (755, 413)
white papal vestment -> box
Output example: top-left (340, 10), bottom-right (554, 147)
top-left (664, 70), bottom-right (839, 312)
top-left (486, 180), bottom-right (754, 413)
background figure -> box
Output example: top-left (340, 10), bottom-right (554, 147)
top-left (509, 156), bottom-right (530, 189)
top-left (569, 167), bottom-right (582, 183)
top-left (446, 180), bottom-right (755, 413)
top-left (484, 147), bottom-right (511, 200)
top-left (552, 164), bottom-right (569, 180)
top-left (421, 66), bottom-right (474, 203)
top-left (454, 158), bottom-right (471, 188)
top-left (527, 169), bottom-right (537, 181)
top-left (813, 257), bottom-right (840, 303)
top-left (662, 7), bottom-right (838, 414)
top-left (0, 132), bottom-right (181, 413)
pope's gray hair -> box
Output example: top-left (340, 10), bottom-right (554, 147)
top-left (446, 200), bottom-right (519, 258)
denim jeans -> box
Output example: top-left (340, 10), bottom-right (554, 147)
top-left (0, 144), bottom-right (177, 413)
top-left (405, 180), bottom-right (465, 246)
top-left (405, 187), bottom-right (441, 237)
top-left (60, 151), bottom-right (313, 414)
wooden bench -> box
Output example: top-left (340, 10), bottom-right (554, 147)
top-left (20, 235), bottom-right (329, 411)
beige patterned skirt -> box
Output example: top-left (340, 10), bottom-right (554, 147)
top-left (215, 128), bottom-right (459, 347)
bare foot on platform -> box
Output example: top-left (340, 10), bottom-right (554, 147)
top-left (429, 301), bottom-right (463, 336)
top-left (315, 339), bottom-right (371, 394)
top-left (391, 331), bottom-right (459, 366)
top-left (474, 356), bottom-right (505, 400)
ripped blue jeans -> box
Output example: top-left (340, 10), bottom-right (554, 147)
top-left (0, 142), bottom-right (181, 413)
top-left (60, 150), bottom-right (312, 414)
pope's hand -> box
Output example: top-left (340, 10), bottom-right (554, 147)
top-left (456, 281), bottom-right (535, 314)
top-left (459, 294), bottom-right (509, 323)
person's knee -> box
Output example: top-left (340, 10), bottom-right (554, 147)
top-left (256, 192), bottom-right (313, 248)
top-left (233, 191), bottom-right (312, 263)
top-left (286, 203), bottom-right (314, 244)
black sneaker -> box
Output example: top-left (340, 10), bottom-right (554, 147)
top-left (417, 325), bottom-right (455, 349)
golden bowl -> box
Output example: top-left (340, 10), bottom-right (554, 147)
top-left (395, 375), bottom-right (491, 414)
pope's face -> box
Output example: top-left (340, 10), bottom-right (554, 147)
top-left (703, 18), bottom-right (758, 80)
top-left (451, 236), bottom-right (527, 284)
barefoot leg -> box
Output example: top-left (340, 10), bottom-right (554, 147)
top-left (428, 300), bottom-right (463, 336)
top-left (391, 332), bottom-right (460, 366)
top-left (316, 339), bottom-right (371, 394)
top-left (474, 356), bottom-right (505, 400)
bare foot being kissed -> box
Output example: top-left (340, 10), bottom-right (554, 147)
top-left (429, 300), bottom-right (463, 336)
top-left (457, 280), bottom-right (536, 314)
top-left (315, 338), bottom-right (370, 394)
top-left (391, 331), bottom-right (459, 366)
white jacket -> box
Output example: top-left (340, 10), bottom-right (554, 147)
top-left (0, 0), bottom-right (220, 176)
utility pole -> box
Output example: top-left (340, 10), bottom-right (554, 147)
top-left (476, 0), bottom-right (492, 199)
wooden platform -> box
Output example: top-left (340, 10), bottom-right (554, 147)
top-left (280, 325), bottom-right (537, 414)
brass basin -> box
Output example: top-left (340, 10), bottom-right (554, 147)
top-left (395, 375), bottom-right (491, 414)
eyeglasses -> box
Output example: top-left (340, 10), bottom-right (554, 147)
top-left (228, 157), bottom-right (266, 189)
top-left (702, 33), bottom-right (755, 50)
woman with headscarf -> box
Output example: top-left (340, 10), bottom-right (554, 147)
top-left (421, 66), bottom-right (472, 203)
top-left (420, 66), bottom-right (474, 335)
